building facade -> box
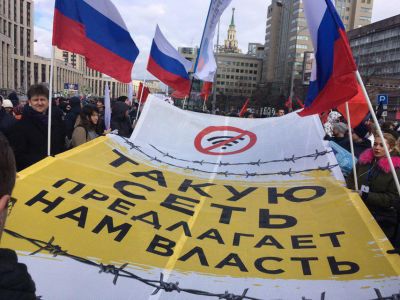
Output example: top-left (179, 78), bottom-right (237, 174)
top-left (348, 14), bottom-right (400, 118)
top-left (215, 52), bottom-right (262, 97)
top-left (348, 14), bottom-right (400, 79)
top-left (262, 0), bottom-right (374, 96)
top-left (0, 0), bottom-right (34, 93)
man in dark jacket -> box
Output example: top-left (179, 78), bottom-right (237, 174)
top-left (0, 97), bottom-right (16, 135)
top-left (111, 101), bottom-right (132, 138)
top-left (0, 132), bottom-right (37, 299)
top-left (7, 84), bottom-right (66, 171)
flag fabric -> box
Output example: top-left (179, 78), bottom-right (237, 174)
top-left (239, 98), bottom-right (250, 117)
top-left (53, 0), bottom-right (139, 83)
top-left (147, 26), bottom-right (192, 94)
top-left (171, 90), bottom-right (189, 99)
top-left (299, 0), bottom-right (358, 117)
top-left (194, 0), bottom-right (232, 82)
top-left (200, 82), bottom-right (213, 101)
top-left (285, 97), bottom-right (292, 110)
top-left (337, 84), bottom-right (369, 128)
top-left (104, 83), bottom-right (111, 130)
top-left (296, 97), bottom-right (305, 108)
top-left (138, 82), bottom-right (150, 104)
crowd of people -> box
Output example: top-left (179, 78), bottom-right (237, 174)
top-left (0, 83), bottom-right (400, 296)
top-left (0, 84), bottom-right (139, 171)
top-left (322, 112), bottom-right (400, 245)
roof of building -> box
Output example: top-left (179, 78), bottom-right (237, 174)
top-left (348, 14), bottom-right (400, 39)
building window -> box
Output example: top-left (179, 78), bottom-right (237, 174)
top-left (27, 29), bottom-right (31, 57)
top-left (20, 0), bottom-right (24, 24)
top-left (27, 61), bottom-right (31, 87)
top-left (14, 59), bottom-right (18, 88)
top-left (20, 60), bottom-right (24, 90)
top-left (20, 27), bottom-right (24, 56)
top-left (41, 64), bottom-right (46, 83)
top-left (27, 2), bottom-right (31, 26)
top-left (13, 25), bottom-right (17, 54)
top-left (34, 63), bottom-right (38, 84)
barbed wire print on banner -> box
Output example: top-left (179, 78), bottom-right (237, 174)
top-left (120, 138), bottom-right (339, 178)
top-left (5, 230), bottom-right (400, 300)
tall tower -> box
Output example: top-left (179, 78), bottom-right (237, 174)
top-left (222, 8), bottom-right (240, 53)
top-left (261, 0), bottom-right (374, 91)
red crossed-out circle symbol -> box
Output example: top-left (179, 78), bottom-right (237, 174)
top-left (194, 126), bottom-right (257, 156)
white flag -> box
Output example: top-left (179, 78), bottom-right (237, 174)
top-left (194, 0), bottom-right (232, 82)
top-left (128, 82), bottom-right (133, 104)
top-left (104, 83), bottom-right (111, 130)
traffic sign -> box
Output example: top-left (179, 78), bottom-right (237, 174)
top-left (377, 94), bottom-right (389, 105)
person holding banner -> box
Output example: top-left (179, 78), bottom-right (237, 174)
top-left (347, 133), bottom-right (400, 244)
top-left (0, 132), bottom-right (37, 299)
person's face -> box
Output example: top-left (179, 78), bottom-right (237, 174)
top-left (90, 112), bottom-right (99, 125)
top-left (5, 107), bottom-right (13, 115)
top-left (278, 110), bottom-right (285, 116)
top-left (29, 95), bottom-right (49, 113)
top-left (19, 99), bottom-right (27, 106)
top-left (96, 102), bottom-right (104, 112)
top-left (125, 99), bottom-right (131, 107)
top-left (373, 137), bottom-right (390, 158)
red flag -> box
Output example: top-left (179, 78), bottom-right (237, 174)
top-left (396, 111), bottom-right (400, 121)
top-left (200, 82), bottom-right (213, 101)
top-left (138, 82), bottom-right (150, 103)
top-left (337, 84), bottom-right (369, 128)
top-left (239, 99), bottom-right (250, 117)
top-left (171, 90), bottom-right (189, 99)
top-left (296, 97), bottom-right (305, 108)
top-left (284, 97), bottom-right (292, 110)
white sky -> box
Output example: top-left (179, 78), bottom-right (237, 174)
top-left (34, 0), bottom-right (400, 79)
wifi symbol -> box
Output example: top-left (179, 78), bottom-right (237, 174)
top-left (207, 136), bottom-right (245, 150)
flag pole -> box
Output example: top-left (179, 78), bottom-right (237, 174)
top-left (355, 70), bottom-right (400, 196)
top-left (47, 46), bottom-right (55, 156)
top-left (183, 96), bottom-right (187, 110)
top-left (345, 102), bottom-right (359, 191)
top-left (212, 21), bottom-right (220, 114)
top-left (135, 78), bottom-right (147, 122)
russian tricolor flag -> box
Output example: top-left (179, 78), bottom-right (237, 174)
top-left (53, 0), bottom-right (139, 83)
top-left (147, 26), bottom-right (192, 94)
top-left (299, 0), bottom-right (358, 117)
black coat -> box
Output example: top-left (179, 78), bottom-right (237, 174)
top-left (111, 102), bottom-right (132, 138)
top-left (0, 249), bottom-right (36, 300)
top-left (7, 106), bottom-right (66, 171)
top-left (0, 108), bottom-right (16, 135)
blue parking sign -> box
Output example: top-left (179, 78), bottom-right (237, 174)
top-left (377, 94), bottom-right (389, 105)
